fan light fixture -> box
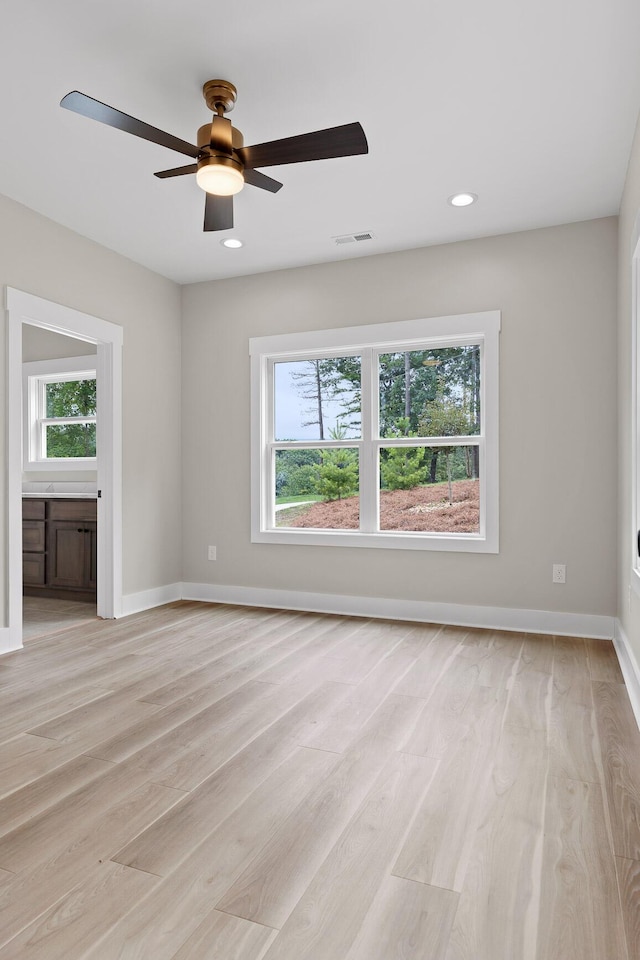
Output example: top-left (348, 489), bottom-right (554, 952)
top-left (196, 159), bottom-right (244, 196)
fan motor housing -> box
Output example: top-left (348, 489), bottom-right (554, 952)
top-left (197, 123), bottom-right (244, 154)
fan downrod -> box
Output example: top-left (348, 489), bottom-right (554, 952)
top-left (202, 79), bottom-right (237, 115)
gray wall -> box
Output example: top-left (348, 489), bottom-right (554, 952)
top-left (22, 325), bottom-right (97, 362)
top-left (181, 217), bottom-right (618, 617)
top-left (0, 192), bottom-right (182, 621)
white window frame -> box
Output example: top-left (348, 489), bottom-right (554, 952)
top-left (631, 228), bottom-right (640, 598)
top-left (251, 311), bottom-right (500, 552)
top-left (23, 355), bottom-right (97, 471)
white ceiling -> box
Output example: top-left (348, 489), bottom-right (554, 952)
top-left (2, 0), bottom-right (640, 284)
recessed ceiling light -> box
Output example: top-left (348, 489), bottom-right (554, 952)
top-left (448, 193), bottom-right (477, 207)
top-left (221, 237), bottom-right (244, 249)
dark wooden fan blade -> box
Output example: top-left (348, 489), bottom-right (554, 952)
top-left (60, 91), bottom-right (200, 159)
top-left (243, 168), bottom-right (283, 193)
top-left (154, 164), bottom-right (198, 179)
top-left (238, 122), bottom-right (367, 169)
top-left (204, 193), bottom-right (234, 231)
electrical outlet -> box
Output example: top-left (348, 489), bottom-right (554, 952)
top-left (552, 563), bottom-right (566, 584)
top-left (207, 546), bottom-right (217, 561)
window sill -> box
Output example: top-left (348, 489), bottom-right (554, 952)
top-left (24, 459), bottom-right (97, 473)
top-left (252, 528), bottom-right (498, 553)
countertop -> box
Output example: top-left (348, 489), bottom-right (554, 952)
top-left (22, 493), bottom-right (97, 499)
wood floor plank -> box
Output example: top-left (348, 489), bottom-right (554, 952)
top-left (215, 694), bottom-right (426, 928)
top-left (89, 747), bottom-right (337, 960)
top-left (346, 875), bottom-right (458, 960)
top-left (394, 636), bottom-right (463, 700)
top-left (548, 695), bottom-right (601, 783)
top-left (0, 779), bottom-right (185, 948)
top-left (88, 622), bottom-right (340, 764)
top-left (553, 636), bottom-right (591, 707)
top-left (517, 634), bottom-right (555, 675)
top-left (258, 752), bottom-right (436, 960)
top-left (299, 647), bottom-right (418, 753)
top-left (505, 667), bottom-right (552, 730)
top-left (26, 688), bottom-right (162, 751)
top-left (112, 682), bottom-right (349, 876)
top-left (400, 662), bottom-right (499, 761)
top-left (0, 753), bottom-right (112, 837)
top-left (0, 735), bottom-right (87, 799)
top-left (615, 856), bottom-right (640, 960)
top-left (0, 759), bottom-right (154, 873)
top-left (537, 776), bottom-right (628, 960)
top-left (170, 911), bottom-right (277, 960)
top-left (394, 685), bottom-right (507, 892)
top-left (443, 726), bottom-right (548, 960)
top-left (592, 680), bottom-right (640, 860)
top-left (584, 638), bottom-right (624, 684)
top-left (149, 677), bottom-right (329, 791)
top-left (0, 862), bottom-right (157, 959)
top-left (0, 685), bottom-right (115, 746)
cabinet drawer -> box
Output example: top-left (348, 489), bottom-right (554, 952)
top-left (49, 499), bottom-right (97, 521)
top-left (23, 553), bottom-right (46, 586)
top-left (23, 520), bottom-right (45, 552)
top-left (22, 499), bottom-right (45, 520)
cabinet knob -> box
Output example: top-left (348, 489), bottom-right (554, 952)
top-left (77, 528), bottom-right (83, 533)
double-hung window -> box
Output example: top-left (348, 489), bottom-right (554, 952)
top-left (251, 311), bottom-right (499, 552)
top-left (23, 356), bottom-right (97, 471)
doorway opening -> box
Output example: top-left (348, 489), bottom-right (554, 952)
top-left (6, 288), bottom-right (123, 652)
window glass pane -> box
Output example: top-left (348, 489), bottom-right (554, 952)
top-left (275, 448), bottom-right (359, 529)
top-left (379, 445), bottom-right (479, 533)
top-left (274, 357), bottom-right (361, 441)
top-left (46, 379), bottom-right (97, 418)
top-left (379, 346), bottom-right (480, 438)
top-left (45, 423), bottom-right (96, 458)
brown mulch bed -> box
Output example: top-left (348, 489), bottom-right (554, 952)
top-left (278, 480), bottom-right (479, 532)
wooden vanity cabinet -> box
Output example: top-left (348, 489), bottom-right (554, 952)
top-left (22, 498), bottom-right (97, 600)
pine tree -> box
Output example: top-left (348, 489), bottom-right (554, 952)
top-left (380, 418), bottom-right (425, 490)
top-left (315, 424), bottom-right (359, 501)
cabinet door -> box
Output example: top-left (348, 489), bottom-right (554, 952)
top-left (23, 553), bottom-right (46, 586)
top-left (23, 520), bottom-right (45, 552)
top-left (47, 521), bottom-right (87, 589)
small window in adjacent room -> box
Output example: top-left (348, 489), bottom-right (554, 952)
top-left (23, 356), bottom-right (97, 470)
top-left (250, 311), bottom-right (500, 553)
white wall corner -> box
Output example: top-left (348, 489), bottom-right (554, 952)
top-left (181, 582), bottom-right (615, 640)
top-left (614, 619), bottom-right (640, 732)
top-left (120, 583), bottom-right (183, 618)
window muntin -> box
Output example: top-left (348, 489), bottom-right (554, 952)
top-left (251, 312), bottom-right (499, 552)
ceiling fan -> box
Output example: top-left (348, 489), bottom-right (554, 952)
top-left (60, 79), bottom-right (368, 232)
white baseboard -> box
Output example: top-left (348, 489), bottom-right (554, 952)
top-left (120, 582), bottom-right (183, 617)
top-left (181, 582), bottom-right (615, 639)
top-left (614, 620), bottom-right (640, 732)
top-left (0, 626), bottom-right (23, 655)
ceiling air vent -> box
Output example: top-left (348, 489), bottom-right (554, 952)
top-left (333, 231), bottom-right (376, 245)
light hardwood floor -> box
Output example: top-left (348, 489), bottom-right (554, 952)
top-left (0, 601), bottom-right (638, 959)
